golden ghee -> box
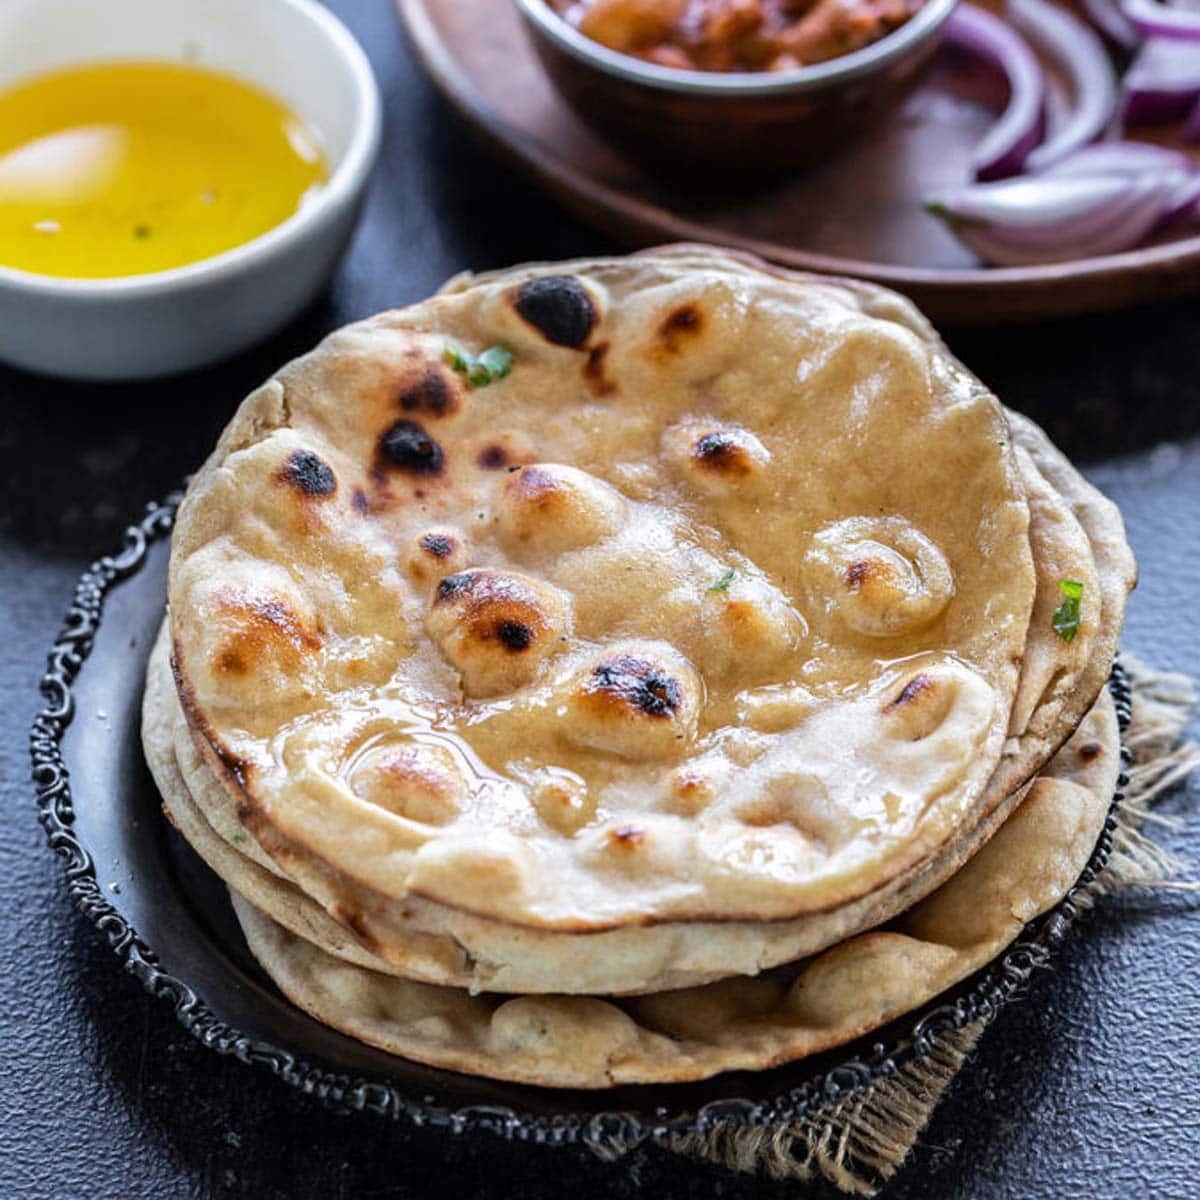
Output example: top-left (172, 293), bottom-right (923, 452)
top-left (0, 60), bottom-right (328, 278)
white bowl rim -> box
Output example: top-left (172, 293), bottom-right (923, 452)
top-left (0, 0), bottom-right (381, 297)
top-left (513, 0), bottom-right (959, 97)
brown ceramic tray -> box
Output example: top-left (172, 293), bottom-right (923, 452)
top-left (397, 0), bottom-right (1200, 323)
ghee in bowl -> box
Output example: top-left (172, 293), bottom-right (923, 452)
top-left (0, 61), bottom-right (329, 278)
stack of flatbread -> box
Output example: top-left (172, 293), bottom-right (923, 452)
top-left (143, 247), bottom-right (1136, 1088)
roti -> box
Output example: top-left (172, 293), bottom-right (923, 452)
top-left (230, 689), bottom-right (1119, 1087)
top-left (148, 623), bottom-right (1039, 994)
top-left (145, 419), bottom-right (1121, 994)
top-left (167, 250), bottom-right (1037, 935)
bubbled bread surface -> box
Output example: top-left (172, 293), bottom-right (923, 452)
top-left (168, 251), bottom-right (1035, 930)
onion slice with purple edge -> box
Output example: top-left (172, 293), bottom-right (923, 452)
top-left (1168, 171), bottom-right (1200, 220)
top-left (1122, 0), bottom-right (1200, 38)
top-left (942, 4), bottom-right (1046, 180)
top-left (1007, 0), bottom-right (1119, 170)
top-left (1188, 94), bottom-right (1200, 139)
top-left (1121, 1), bottom-right (1200, 124)
top-left (1122, 37), bottom-right (1200, 123)
top-left (1081, 0), bottom-right (1142, 50)
top-left (925, 157), bottom-right (1194, 265)
top-left (1037, 141), bottom-right (1200, 221)
top-left (1035, 140), bottom-right (1193, 174)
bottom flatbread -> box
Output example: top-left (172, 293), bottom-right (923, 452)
top-left (143, 625), bottom-right (1043, 995)
top-left (229, 689), bottom-right (1118, 1088)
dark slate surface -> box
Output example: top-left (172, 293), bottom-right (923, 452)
top-left (1, 2), bottom-right (1197, 1196)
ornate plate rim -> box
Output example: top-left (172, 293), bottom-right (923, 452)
top-left (29, 491), bottom-right (1132, 1154)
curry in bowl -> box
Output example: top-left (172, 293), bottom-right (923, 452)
top-left (542, 0), bottom-right (925, 72)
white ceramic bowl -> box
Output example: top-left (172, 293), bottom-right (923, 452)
top-left (0, 0), bottom-right (381, 381)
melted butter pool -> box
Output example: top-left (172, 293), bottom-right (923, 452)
top-left (0, 60), bottom-right (328, 278)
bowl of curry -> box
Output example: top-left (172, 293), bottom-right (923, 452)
top-left (513, 0), bottom-right (958, 176)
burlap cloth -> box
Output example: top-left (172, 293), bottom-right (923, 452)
top-left (636, 655), bottom-right (1198, 1195)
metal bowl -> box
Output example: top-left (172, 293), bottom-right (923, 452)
top-left (512, 0), bottom-right (958, 178)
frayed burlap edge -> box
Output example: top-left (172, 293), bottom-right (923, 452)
top-left (662, 658), bottom-right (1199, 1195)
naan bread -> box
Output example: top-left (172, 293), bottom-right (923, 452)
top-left (230, 689), bottom-right (1119, 1087)
top-left (168, 251), bottom-right (1036, 936)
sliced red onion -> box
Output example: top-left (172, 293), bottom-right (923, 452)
top-left (1007, 0), bottom-right (1119, 170)
top-left (1121, 0), bottom-right (1200, 39)
top-left (943, 4), bottom-right (1047, 180)
top-left (925, 170), bottom-right (1186, 264)
top-left (1037, 139), bottom-right (1194, 175)
top-left (1121, 35), bottom-right (1200, 124)
top-left (1163, 170), bottom-right (1200, 221)
top-left (1036, 141), bottom-right (1200, 224)
top-left (1080, 0), bottom-right (1142, 50)
top-left (1187, 93), bottom-right (1200, 139)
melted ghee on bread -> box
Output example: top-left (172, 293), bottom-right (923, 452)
top-left (168, 253), bottom-right (1036, 930)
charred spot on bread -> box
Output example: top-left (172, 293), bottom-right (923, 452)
top-left (609, 824), bottom-right (646, 847)
top-left (658, 304), bottom-right (703, 352)
top-left (495, 463), bottom-right (626, 554)
top-left (379, 419), bottom-right (444, 475)
top-left (278, 449), bottom-right (336, 497)
top-left (844, 560), bottom-right (873, 589)
top-left (425, 567), bottom-right (572, 697)
top-left (420, 532), bottom-right (457, 560)
top-left (694, 432), bottom-right (752, 474)
top-left (405, 528), bottom-right (467, 582)
top-left (496, 619), bottom-right (534, 651)
top-left (435, 571), bottom-right (479, 602)
top-left (663, 420), bottom-right (770, 494)
top-left (211, 594), bottom-right (322, 676)
top-left (588, 655), bottom-right (683, 718)
top-left (398, 367), bottom-right (458, 418)
top-left (515, 276), bottom-right (595, 348)
top-left (583, 342), bottom-right (615, 396)
top-left (350, 741), bottom-right (468, 826)
top-left (562, 643), bottom-right (701, 758)
top-left (806, 517), bottom-right (955, 638)
top-left (478, 444), bottom-right (509, 470)
top-left (884, 673), bottom-right (934, 712)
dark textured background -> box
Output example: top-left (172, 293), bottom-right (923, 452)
top-left (2, 2), bottom-right (1198, 1196)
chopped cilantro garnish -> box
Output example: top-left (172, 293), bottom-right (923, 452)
top-left (231, 832), bottom-right (248, 845)
top-left (475, 345), bottom-right (513, 381)
top-left (444, 342), bottom-right (513, 388)
top-left (708, 568), bottom-right (736, 594)
top-left (1052, 579), bottom-right (1084, 643)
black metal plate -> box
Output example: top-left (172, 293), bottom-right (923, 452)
top-left (30, 494), bottom-right (1130, 1157)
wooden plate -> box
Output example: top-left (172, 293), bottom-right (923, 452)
top-left (397, 0), bottom-right (1200, 322)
